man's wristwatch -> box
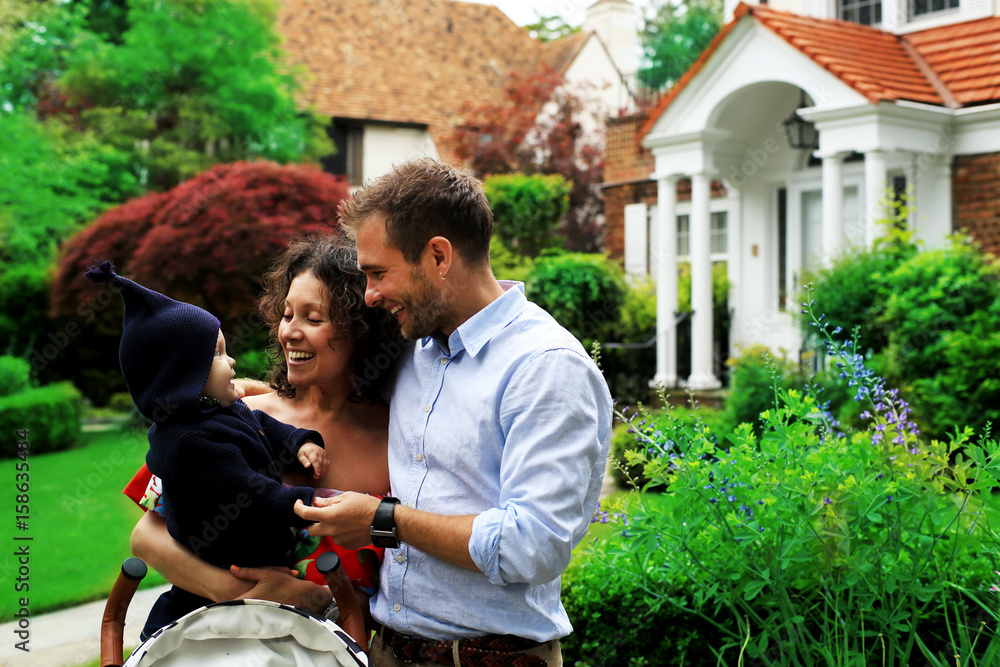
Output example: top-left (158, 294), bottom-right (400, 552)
top-left (370, 496), bottom-right (401, 549)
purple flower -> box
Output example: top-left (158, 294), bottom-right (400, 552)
top-left (823, 497), bottom-right (832, 505)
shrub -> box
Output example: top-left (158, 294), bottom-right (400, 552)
top-left (484, 173), bottom-right (571, 258)
top-left (563, 522), bottom-right (723, 666)
top-left (0, 382), bottom-right (83, 457)
top-left (525, 251), bottom-right (627, 343)
top-left (878, 236), bottom-right (1000, 438)
top-left (590, 296), bottom-right (1000, 665)
top-left (0, 263), bottom-right (53, 360)
top-left (724, 345), bottom-right (804, 434)
top-left (611, 404), bottom-right (734, 489)
top-left (488, 236), bottom-right (534, 283)
top-left (802, 219), bottom-right (918, 355)
top-left (0, 356), bottom-right (32, 398)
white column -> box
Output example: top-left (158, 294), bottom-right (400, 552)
top-left (820, 151), bottom-right (847, 263)
top-left (864, 149), bottom-right (888, 247)
top-left (652, 176), bottom-right (679, 389)
top-left (688, 172), bottom-right (721, 390)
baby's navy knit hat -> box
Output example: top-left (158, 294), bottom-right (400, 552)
top-left (86, 261), bottom-right (220, 421)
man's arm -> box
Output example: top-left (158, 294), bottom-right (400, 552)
top-left (294, 496), bottom-right (477, 571)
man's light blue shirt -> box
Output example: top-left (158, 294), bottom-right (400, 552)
top-left (370, 282), bottom-right (612, 641)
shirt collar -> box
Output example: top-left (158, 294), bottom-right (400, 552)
top-left (425, 281), bottom-right (526, 358)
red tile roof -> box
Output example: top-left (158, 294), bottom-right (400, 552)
top-left (640, 2), bottom-right (1000, 140)
top-left (541, 31), bottom-right (590, 73)
top-left (278, 0), bottom-right (547, 164)
top-left (906, 15), bottom-right (1000, 106)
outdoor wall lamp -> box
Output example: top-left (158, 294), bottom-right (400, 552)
top-left (782, 91), bottom-right (819, 150)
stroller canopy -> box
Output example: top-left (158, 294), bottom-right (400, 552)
top-left (124, 599), bottom-right (367, 667)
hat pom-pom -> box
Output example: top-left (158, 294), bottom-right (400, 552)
top-left (85, 260), bottom-right (117, 284)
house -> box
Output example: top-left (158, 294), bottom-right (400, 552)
top-left (276, 0), bottom-right (639, 186)
top-left (604, 0), bottom-right (1000, 390)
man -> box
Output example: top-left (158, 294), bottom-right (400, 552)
top-left (294, 159), bottom-right (612, 666)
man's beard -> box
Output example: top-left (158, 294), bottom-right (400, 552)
top-left (398, 268), bottom-right (450, 341)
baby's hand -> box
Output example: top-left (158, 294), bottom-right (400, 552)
top-left (297, 442), bottom-right (329, 479)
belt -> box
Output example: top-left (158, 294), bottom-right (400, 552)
top-left (378, 625), bottom-right (547, 666)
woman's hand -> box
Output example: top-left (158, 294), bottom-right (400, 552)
top-left (294, 493), bottom-right (381, 549)
top-left (234, 378), bottom-right (272, 398)
top-left (229, 565), bottom-right (332, 613)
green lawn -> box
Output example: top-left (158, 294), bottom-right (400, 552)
top-left (0, 427), bottom-right (166, 621)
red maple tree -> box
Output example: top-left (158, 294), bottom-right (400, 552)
top-left (52, 161), bottom-right (350, 332)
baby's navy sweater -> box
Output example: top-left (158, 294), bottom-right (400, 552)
top-left (145, 400), bottom-right (321, 570)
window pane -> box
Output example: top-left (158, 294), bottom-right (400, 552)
top-left (840, 0), bottom-right (881, 24)
top-left (677, 215), bottom-right (690, 257)
top-left (710, 212), bottom-right (728, 254)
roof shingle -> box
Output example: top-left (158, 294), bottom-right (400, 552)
top-left (278, 0), bottom-right (543, 164)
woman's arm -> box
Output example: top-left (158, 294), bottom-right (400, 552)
top-left (130, 512), bottom-right (254, 602)
top-left (131, 512), bottom-right (332, 611)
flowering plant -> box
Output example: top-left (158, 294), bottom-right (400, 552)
top-left (589, 292), bottom-right (1000, 665)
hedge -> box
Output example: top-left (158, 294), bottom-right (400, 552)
top-left (0, 382), bottom-right (83, 457)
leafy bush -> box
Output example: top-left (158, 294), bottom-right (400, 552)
top-left (563, 518), bottom-right (723, 666)
top-left (806, 233), bottom-right (1000, 440)
top-left (0, 356), bottom-right (32, 397)
top-left (484, 173), bottom-right (571, 258)
top-left (611, 403), bottom-right (734, 489)
top-left (587, 297), bottom-right (1000, 665)
top-left (489, 236), bottom-right (534, 283)
top-left (0, 382), bottom-right (83, 457)
top-left (724, 345), bottom-right (804, 434)
top-left (801, 202), bottom-right (918, 356)
top-left (525, 251), bottom-right (627, 343)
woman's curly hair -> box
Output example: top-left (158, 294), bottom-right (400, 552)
top-left (258, 233), bottom-right (402, 403)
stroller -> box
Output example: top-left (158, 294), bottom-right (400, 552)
top-left (100, 552), bottom-right (369, 667)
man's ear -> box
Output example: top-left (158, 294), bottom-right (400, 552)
top-left (426, 236), bottom-right (453, 277)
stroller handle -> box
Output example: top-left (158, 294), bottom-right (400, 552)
top-left (317, 551), bottom-right (369, 651)
top-left (101, 557), bottom-right (147, 667)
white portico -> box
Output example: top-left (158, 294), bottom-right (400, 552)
top-left (637, 4), bottom-right (958, 389)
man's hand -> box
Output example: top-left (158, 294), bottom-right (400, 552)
top-left (294, 493), bottom-right (381, 549)
top-left (229, 565), bottom-right (332, 613)
top-left (297, 442), bottom-right (329, 479)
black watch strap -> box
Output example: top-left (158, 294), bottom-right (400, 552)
top-left (371, 496), bottom-right (401, 549)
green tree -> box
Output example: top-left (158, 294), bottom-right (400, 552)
top-left (639, 0), bottom-right (723, 92)
top-left (523, 12), bottom-right (580, 42)
top-left (59, 0), bottom-right (331, 190)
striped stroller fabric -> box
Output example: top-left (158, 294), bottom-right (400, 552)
top-left (124, 599), bottom-right (367, 666)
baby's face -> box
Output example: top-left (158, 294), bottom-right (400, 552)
top-left (202, 330), bottom-right (240, 407)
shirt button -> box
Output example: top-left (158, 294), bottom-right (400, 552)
top-left (440, 358), bottom-right (448, 365)
top-left (416, 453), bottom-right (423, 462)
top-left (393, 604), bottom-right (401, 612)
top-left (423, 405), bottom-right (430, 412)
top-left (395, 554), bottom-right (404, 563)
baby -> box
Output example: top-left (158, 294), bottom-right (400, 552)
top-left (86, 261), bottom-right (328, 637)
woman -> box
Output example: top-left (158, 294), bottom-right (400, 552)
top-left (128, 233), bottom-right (401, 621)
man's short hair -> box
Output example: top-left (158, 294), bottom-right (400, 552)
top-left (339, 158), bottom-right (493, 266)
